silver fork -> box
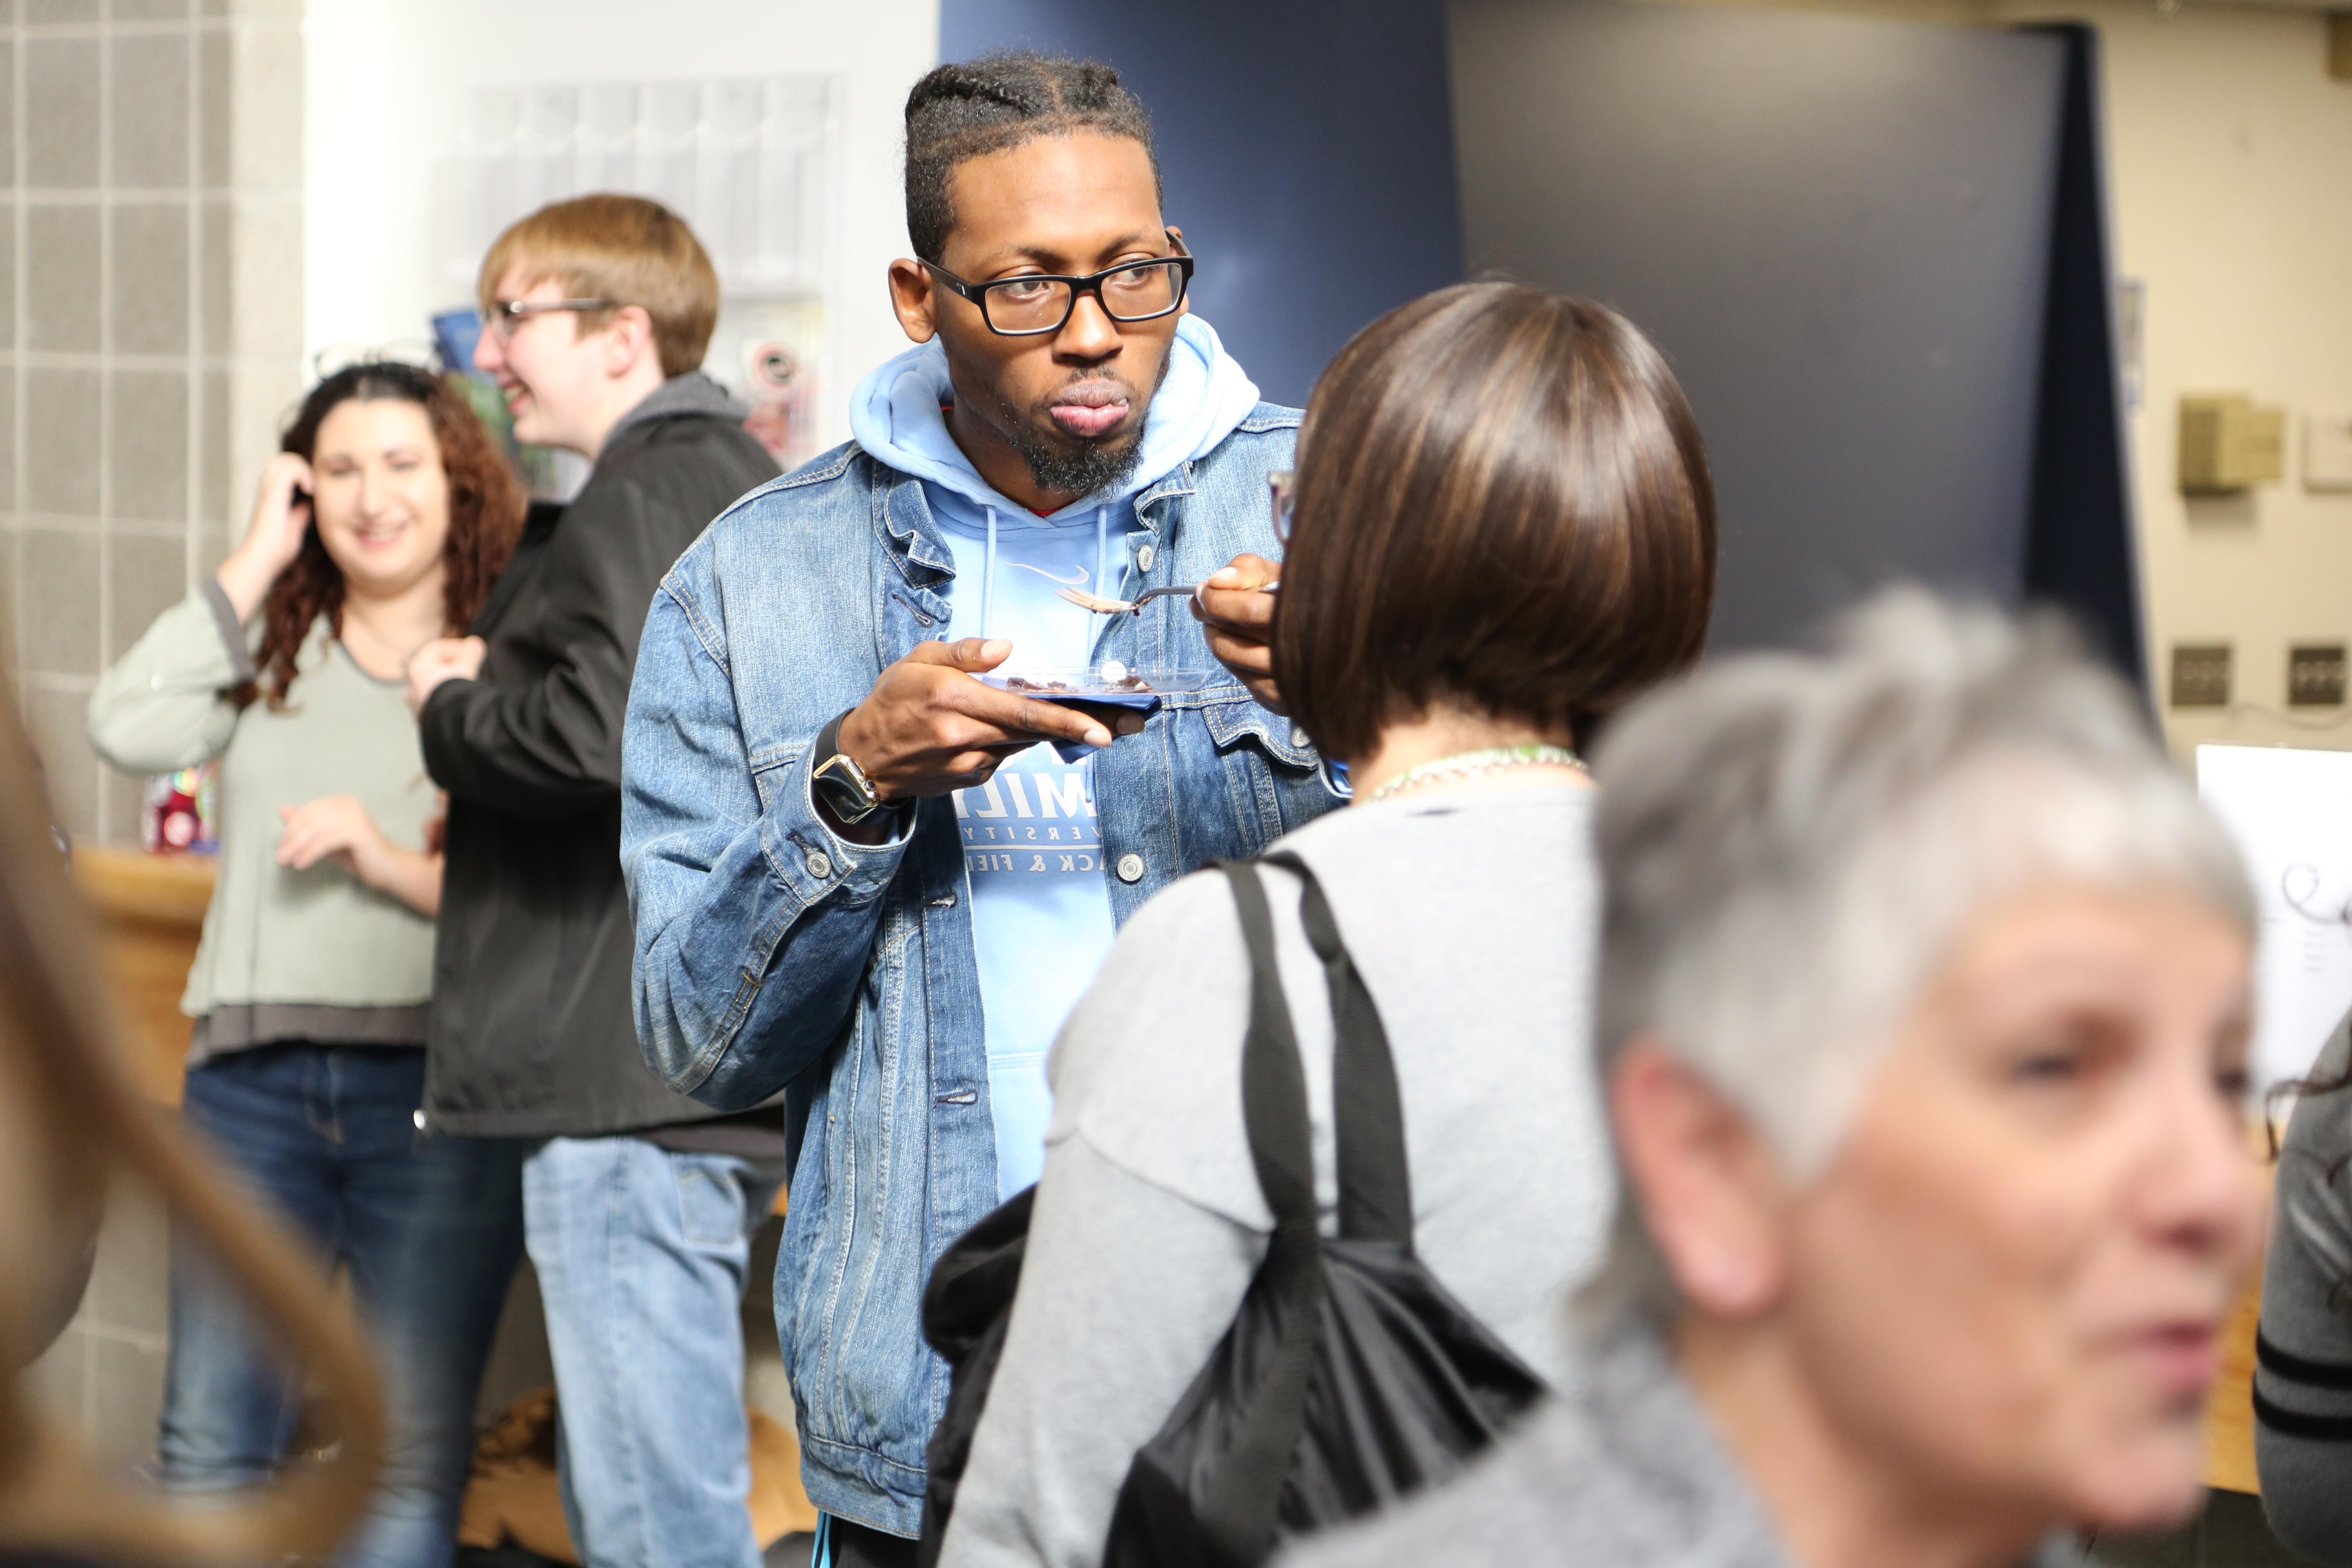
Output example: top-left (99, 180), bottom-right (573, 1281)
top-left (1057, 582), bottom-right (1280, 615)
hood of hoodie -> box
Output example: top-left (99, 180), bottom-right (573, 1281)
top-left (847, 314), bottom-right (1261, 533)
top-left (603, 370), bottom-right (751, 457)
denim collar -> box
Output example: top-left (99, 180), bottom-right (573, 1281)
top-left (879, 466), bottom-right (956, 585)
top-left (1133, 460), bottom-right (1196, 526)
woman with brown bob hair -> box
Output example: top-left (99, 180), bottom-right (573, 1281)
top-left (937, 282), bottom-right (1715, 1568)
top-left (86, 361), bottom-right (521, 1562)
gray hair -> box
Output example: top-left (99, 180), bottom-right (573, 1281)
top-left (1579, 587), bottom-right (2254, 1319)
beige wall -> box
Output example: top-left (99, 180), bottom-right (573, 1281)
top-left (4, 0), bottom-right (305, 1470)
top-left (0, 0), bottom-right (304, 849)
top-left (2045, 0), bottom-right (2352, 759)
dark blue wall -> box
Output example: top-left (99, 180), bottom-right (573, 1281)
top-left (938, 0), bottom-right (1464, 408)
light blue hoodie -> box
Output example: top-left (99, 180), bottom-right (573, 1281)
top-left (848, 314), bottom-right (1262, 1199)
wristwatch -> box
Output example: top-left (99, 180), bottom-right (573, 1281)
top-left (810, 713), bottom-right (897, 827)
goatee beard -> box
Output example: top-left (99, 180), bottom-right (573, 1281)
top-left (995, 355), bottom-right (1172, 502)
top-left (1012, 423), bottom-right (1146, 501)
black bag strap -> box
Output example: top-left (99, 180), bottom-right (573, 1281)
top-left (1198, 853), bottom-right (1416, 1562)
top-left (1201, 859), bottom-right (1327, 1564)
top-left (1261, 850), bottom-right (1412, 1249)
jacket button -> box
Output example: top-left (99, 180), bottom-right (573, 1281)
top-left (1290, 725), bottom-right (1311, 750)
top-left (1136, 543), bottom-right (1156, 573)
top-left (1116, 853), bottom-right (1145, 884)
top-left (806, 848), bottom-right (834, 880)
top-left (413, 1109), bottom-right (428, 1131)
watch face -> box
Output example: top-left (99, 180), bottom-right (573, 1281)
top-left (815, 756), bottom-right (877, 822)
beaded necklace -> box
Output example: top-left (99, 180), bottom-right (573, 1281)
top-left (1361, 744), bottom-right (1586, 807)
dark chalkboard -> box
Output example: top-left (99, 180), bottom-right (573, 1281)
top-left (1451, 0), bottom-right (2130, 669)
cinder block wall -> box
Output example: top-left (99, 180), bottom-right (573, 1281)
top-left (25, 1182), bottom-right (171, 1473)
top-left (10, 0), bottom-right (304, 1469)
top-left (1, 0), bottom-right (304, 848)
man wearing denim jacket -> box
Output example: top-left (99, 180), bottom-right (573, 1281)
top-left (619, 56), bottom-right (1334, 1564)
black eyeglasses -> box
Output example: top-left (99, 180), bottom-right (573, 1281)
top-left (481, 297), bottom-right (617, 341)
top-left (923, 239), bottom-right (1195, 337)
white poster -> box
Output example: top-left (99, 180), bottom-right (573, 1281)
top-left (2198, 744), bottom-right (2352, 1093)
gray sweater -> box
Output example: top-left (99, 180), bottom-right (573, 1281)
top-left (87, 585), bottom-right (439, 1058)
top-left (1281, 1320), bottom-right (2090, 1568)
top-left (2254, 1011), bottom-right (2352, 1563)
top-left (938, 786), bottom-right (1617, 1568)
top-left (1281, 1321), bottom-right (1793, 1568)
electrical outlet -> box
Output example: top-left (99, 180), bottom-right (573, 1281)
top-left (2290, 643), bottom-right (2349, 707)
top-left (2170, 644), bottom-right (2233, 709)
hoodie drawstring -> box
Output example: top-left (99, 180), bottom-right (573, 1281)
top-left (976, 501), bottom-right (1114, 659)
top-left (1091, 505), bottom-right (1109, 662)
top-left (981, 506), bottom-right (998, 641)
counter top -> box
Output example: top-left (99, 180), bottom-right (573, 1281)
top-left (73, 844), bottom-right (216, 926)
top-left (72, 844), bottom-right (213, 1104)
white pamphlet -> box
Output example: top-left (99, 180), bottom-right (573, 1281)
top-left (2197, 744), bottom-right (2352, 1093)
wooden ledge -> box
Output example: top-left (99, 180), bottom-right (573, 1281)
top-left (73, 844), bottom-right (216, 927)
top-left (71, 845), bottom-right (215, 1105)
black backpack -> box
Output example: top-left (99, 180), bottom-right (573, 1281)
top-left (918, 851), bottom-right (1544, 1568)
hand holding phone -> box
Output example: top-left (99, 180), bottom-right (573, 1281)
top-left (214, 453), bottom-right (318, 621)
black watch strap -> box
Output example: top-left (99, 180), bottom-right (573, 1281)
top-left (811, 711), bottom-right (909, 828)
top-left (813, 712), bottom-right (850, 771)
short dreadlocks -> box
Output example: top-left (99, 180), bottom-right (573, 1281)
top-left (903, 53), bottom-right (1160, 264)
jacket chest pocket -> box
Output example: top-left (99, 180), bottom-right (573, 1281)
top-left (1190, 688), bottom-right (1321, 850)
top-left (1196, 689), bottom-right (1318, 771)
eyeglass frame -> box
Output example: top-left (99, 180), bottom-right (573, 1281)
top-left (1262, 468), bottom-right (1343, 795)
top-left (479, 297), bottom-right (619, 339)
top-left (920, 237), bottom-right (1196, 337)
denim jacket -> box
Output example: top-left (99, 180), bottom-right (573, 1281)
top-left (620, 406), bottom-right (1337, 1532)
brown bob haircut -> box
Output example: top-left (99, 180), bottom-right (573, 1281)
top-left (477, 194), bottom-right (719, 378)
top-left (1274, 283), bottom-right (1717, 762)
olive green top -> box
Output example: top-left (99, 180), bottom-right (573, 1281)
top-left (87, 584), bottom-right (439, 1060)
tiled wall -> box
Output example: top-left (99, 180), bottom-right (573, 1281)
top-left (24, 1182), bottom-right (172, 1474)
top-left (0, 0), bottom-right (303, 846)
top-left (11, 0), bottom-right (301, 1473)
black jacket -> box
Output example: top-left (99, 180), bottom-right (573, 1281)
top-left (419, 375), bottom-right (779, 1136)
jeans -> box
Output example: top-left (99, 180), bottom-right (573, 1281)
top-left (523, 1138), bottom-right (785, 1568)
top-left (363, 1133), bottom-right (783, 1568)
top-left (362, 1135), bottom-right (529, 1568)
top-left (159, 1045), bottom-right (437, 1568)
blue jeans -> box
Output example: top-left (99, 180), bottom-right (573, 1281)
top-left (159, 1045), bottom-right (437, 1568)
top-left (361, 1135), bottom-right (528, 1568)
top-left (364, 1133), bottom-right (782, 1568)
top-left (524, 1138), bottom-right (784, 1568)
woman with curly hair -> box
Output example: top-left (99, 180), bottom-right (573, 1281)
top-left (87, 360), bottom-right (521, 1557)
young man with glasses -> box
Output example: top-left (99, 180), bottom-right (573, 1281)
top-left (383, 193), bottom-right (782, 1568)
top-left (620, 54), bottom-right (1335, 1568)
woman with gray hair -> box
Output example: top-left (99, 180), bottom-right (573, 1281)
top-left (1284, 588), bottom-right (2266, 1568)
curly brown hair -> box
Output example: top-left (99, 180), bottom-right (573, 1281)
top-left (247, 363), bottom-right (524, 708)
